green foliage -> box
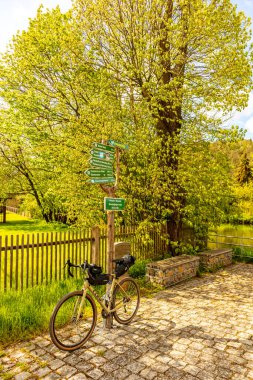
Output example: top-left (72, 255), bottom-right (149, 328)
top-left (0, 278), bottom-right (82, 345)
top-left (128, 259), bottom-right (152, 278)
top-left (236, 152), bottom-right (253, 185)
top-left (232, 246), bottom-right (253, 263)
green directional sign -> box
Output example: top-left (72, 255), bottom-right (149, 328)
top-left (93, 142), bottom-right (115, 153)
top-left (85, 169), bottom-right (114, 178)
top-left (89, 158), bottom-right (113, 170)
top-left (104, 197), bottom-right (126, 211)
top-left (88, 178), bottom-right (115, 184)
top-left (107, 140), bottom-right (129, 150)
top-left (90, 149), bottom-right (115, 161)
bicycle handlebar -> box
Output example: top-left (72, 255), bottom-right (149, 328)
top-left (65, 259), bottom-right (90, 278)
top-left (65, 253), bottom-right (134, 277)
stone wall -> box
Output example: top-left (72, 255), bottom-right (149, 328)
top-left (146, 249), bottom-right (233, 288)
top-left (197, 249), bottom-right (232, 271)
top-left (146, 255), bottom-right (200, 287)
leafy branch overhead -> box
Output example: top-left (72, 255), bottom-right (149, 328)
top-left (0, 1), bottom-right (252, 249)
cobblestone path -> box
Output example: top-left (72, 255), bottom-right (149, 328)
top-left (1, 263), bottom-right (253, 380)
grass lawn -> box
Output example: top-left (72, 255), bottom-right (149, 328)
top-left (0, 213), bottom-right (69, 237)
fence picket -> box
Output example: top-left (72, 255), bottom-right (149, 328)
top-left (21, 235), bottom-right (24, 291)
top-left (10, 235), bottom-right (13, 289)
top-left (0, 236), bottom-right (1, 290)
top-left (15, 235), bottom-right (19, 290)
top-left (26, 235), bottom-right (29, 288)
top-left (54, 232), bottom-right (58, 282)
top-left (31, 234), bottom-right (34, 287)
top-left (50, 232), bottom-right (53, 283)
top-left (59, 232), bottom-right (62, 281)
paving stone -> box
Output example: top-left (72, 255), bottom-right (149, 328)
top-left (112, 368), bottom-right (131, 379)
top-left (42, 373), bottom-right (61, 380)
top-left (75, 361), bottom-right (94, 372)
top-left (125, 361), bottom-right (146, 374)
top-left (89, 356), bottom-right (107, 367)
top-left (140, 367), bottom-right (158, 380)
top-left (68, 374), bottom-right (88, 380)
top-left (35, 366), bottom-right (52, 377)
top-left (56, 364), bottom-right (77, 378)
top-left (86, 367), bottom-right (104, 379)
top-left (14, 372), bottom-right (30, 380)
top-left (48, 358), bottom-right (65, 370)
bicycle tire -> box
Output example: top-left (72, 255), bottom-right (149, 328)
top-left (112, 277), bottom-right (140, 324)
top-left (49, 291), bottom-right (97, 351)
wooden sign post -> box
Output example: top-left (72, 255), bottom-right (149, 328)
top-left (86, 140), bottom-right (128, 329)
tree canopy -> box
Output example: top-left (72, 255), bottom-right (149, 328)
top-left (0, 0), bottom-right (252, 251)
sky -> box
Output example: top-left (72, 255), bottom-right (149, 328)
top-left (0, 0), bottom-right (253, 138)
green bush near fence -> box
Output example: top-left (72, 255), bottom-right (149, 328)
top-left (129, 259), bottom-right (152, 278)
top-left (233, 247), bottom-right (253, 262)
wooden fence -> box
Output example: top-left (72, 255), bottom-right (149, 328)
top-left (0, 225), bottom-right (167, 292)
top-left (6, 206), bottom-right (30, 218)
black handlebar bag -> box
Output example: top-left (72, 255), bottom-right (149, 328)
top-left (88, 265), bottom-right (110, 285)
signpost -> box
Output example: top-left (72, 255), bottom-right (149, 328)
top-left (92, 142), bottom-right (115, 153)
top-left (89, 158), bottom-right (113, 170)
top-left (104, 197), bottom-right (126, 211)
top-left (90, 149), bottom-right (115, 161)
top-left (86, 139), bottom-right (128, 329)
top-left (108, 139), bottom-right (129, 150)
top-left (88, 178), bottom-right (115, 184)
top-left (85, 169), bottom-right (114, 178)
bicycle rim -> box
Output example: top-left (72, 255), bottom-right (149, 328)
top-left (113, 277), bottom-right (140, 324)
top-left (49, 291), bottom-right (97, 351)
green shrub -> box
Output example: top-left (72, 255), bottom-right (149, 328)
top-left (232, 246), bottom-right (253, 262)
top-left (129, 259), bottom-right (152, 278)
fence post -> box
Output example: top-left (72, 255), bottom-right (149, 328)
top-left (3, 206), bottom-right (6, 223)
top-left (91, 226), bottom-right (100, 265)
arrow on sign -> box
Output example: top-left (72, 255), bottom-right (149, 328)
top-left (89, 158), bottom-right (113, 170)
top-left (93, 142), bottom-right (115, 153)
top-left (90, 149), bottom-right (115, 161)
top-left (88, 178), bottom-right (115, 184)
top-left (107, 140), bottom-right (129, 150)
top-left (85, 169), bottom-right (114, 178)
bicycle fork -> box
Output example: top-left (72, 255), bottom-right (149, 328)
top-left (72, 289), bottom-right (88, 322)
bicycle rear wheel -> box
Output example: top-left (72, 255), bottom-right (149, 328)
top-left (112, 277), bottom-right (140, 324)
top-left (49, 291), bottom-right (97, 351)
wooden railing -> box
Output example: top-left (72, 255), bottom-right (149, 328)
top-left (0, 225), bottom-right (167, 292)
top-left (6, 206), bottom-right (31, 218)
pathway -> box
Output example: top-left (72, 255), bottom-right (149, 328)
top-left (1, 263), bottom-right (253, 380)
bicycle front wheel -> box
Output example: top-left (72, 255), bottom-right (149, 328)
top-left (112, 277), bottom-right (140, 324)
top-left (49, 291), bottom-right (97, 351)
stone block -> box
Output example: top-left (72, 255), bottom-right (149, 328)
top-left (197, 249), bottom-right (232, 271)
top-left (146, 255), bottom-right (200, 287)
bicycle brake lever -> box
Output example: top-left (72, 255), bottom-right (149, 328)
top-left (65, 259), bottom-right (74, 277)
top-left (68, 267), bottom-right (74, 278)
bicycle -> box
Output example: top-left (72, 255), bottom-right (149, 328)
top-left (49, 254), bottom-right (140, 351)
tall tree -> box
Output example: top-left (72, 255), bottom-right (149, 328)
top-left (0, 6), bottom-right (125, 224)
top-left (74, 0), bottom-right (252, 251)
top-left (236, 152), bottom-right (253, 185)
